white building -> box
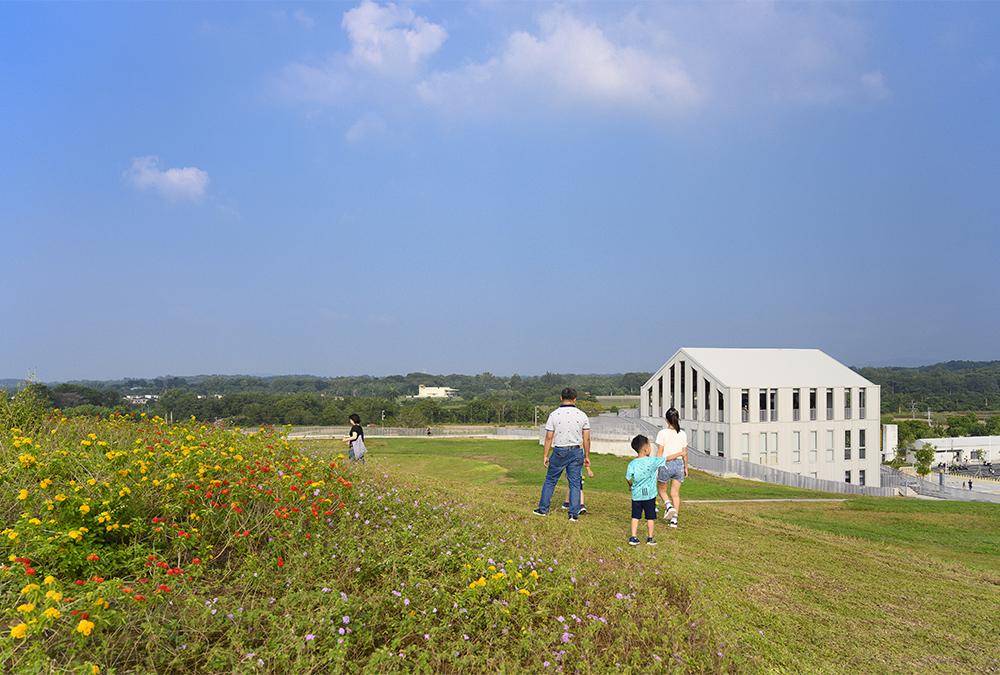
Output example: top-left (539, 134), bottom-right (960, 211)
top-left (882, 424), bottom-right (899, 462)
top-left (416, 385), bottom-right (458, 399)
top-left (641, 348), bottom-right (882, 487)
top-left (912, 436), bottom-right (1000, 465)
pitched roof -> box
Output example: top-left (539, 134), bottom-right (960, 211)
top-left (669, 348), bottom-right (875, 389)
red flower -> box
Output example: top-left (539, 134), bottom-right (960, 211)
top-left (277, 556), bottom-right (285, 568)
top-left (15, 557), bottom-right (30, 565)
top-left (86, 554), bottom-right (100, 562)
top-left (157, 584), bottom-right (170, 593)
top-left (24, 567), bottom-right (36, 576)
top-left (133, 594), bottom-right (146, 602)
top-left (191, 558), bottom-right (202, 565)
top-left (74, 579), bottom-right (86, 586)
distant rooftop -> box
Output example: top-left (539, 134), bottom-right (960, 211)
top-left (670, 348), bottom-right (875, 389)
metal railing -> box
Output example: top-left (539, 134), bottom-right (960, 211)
top-left (859, 407), bottom-right (866, 419)
top-left (880, 466), bottom-right (1000, 503)
top-left (770, 410), bottom-right (778, 422)
top-left (742, 410), bottom-right (749, 423)
top-left (826, 407), bottom-right (834, 420)
top-left (759, 410), bottom-right (767, 422)
top-left (692, 409), bottom-right (698, 421)
top-left (844, 408), bottom-right (852, 420)
top-left (704, 410), bottom-right (711, 422)
top-left (809, 408), bottom-right (817, 420)
top-left (793, 409), bottom-right (801, 421)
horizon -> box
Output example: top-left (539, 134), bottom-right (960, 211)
top-left (3, 2), bottom-right (999, 380)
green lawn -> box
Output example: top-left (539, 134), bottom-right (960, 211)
top-left (306, 438), bottom-right (1000, 673)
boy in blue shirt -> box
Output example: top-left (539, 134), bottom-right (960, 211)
top-left (625, 434), bottom-right (666, 546)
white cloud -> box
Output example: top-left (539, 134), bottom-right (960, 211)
top-left (126, 156), bottom-right (209, 201)
top-left (293, 9), bottom-right (315, 30)
top-left (861, 70), bottom-right (890, 100)
top-left (342, 0), bottom-right (446, 75)
top-left (418, 10), bottom-right (700, 115)
top-left (345, 113), bottom-right (387, 143)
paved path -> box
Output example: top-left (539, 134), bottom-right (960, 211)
top-left (685, 498), bottom-right (848, 503)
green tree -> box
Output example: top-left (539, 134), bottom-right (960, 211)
top-left (914, 443), bottom-right (936, 477)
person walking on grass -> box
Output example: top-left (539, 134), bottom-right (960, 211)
top-left (654, 407), bottom-right (688, 529)
top-left (534, 388), bottom-right (591, 522)
top-left (345, 413), bottom-right (367, 462)
top-left (626, 434), bottom-right (665, 546)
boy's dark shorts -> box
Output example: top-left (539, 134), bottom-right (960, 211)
top-left (631, 498), bottom-right (656, 520)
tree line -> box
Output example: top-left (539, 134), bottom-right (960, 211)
top-left (858, 360), bottom-right (1000, 413)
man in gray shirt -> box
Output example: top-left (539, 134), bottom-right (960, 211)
top-left (534, 387), bottom-right (591, 521)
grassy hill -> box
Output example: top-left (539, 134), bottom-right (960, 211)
top-left (301, 438), bottom-right (1000, 673)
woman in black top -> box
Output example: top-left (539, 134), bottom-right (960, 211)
top-left (345, 413), bottom-right (366, 462)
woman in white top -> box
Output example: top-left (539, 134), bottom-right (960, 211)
top-left (654, 407), bottom-right (688, 528)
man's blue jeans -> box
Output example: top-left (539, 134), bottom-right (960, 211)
top-left (538, 446), bottom-right (584, 517)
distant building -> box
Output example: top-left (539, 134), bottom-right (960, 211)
top-left (641, 348), bottom-right (881, 487)
top-left (882, 424), bottom-right (898, 462)
top-left (911, 436), bottom-right (1000, 464)
top-left (123, 394), bottom-right (160, 406)
top-left (416, 385), bottom-right (458, 399)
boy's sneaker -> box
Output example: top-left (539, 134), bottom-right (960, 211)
top-left (646, 537), bottom-right (657, 546)
top-left (578, 506), bottom-right (588, 515)
top-left (532, 509), bottom-right (547, 517)
top-left (628, 536), bottom-right (640, 546)
top-left (561, 502), bottom-right (569, 510)
top-left (568, 515), bottom-right (579, 523)
top-left (668, 517), bottom-right (678, 529)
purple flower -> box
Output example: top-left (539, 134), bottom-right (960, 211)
top-left (615, 593), bottom-right (624, 600)
top-left (556, 616), bottom-right (564, 623)
top-left (338, 627), bottom-right (346, 635)
top-left (342, 615), bottom-right (350, 624)
top-left (321, 587), bottom-right (331, 593)
top-left (561, 632), bottom-right (571, 643)
top-left (423, 633), bottom-right (430, 640)
top-left (404, 598), bottom-right (410, 606)
top-left (305, 634), bottom-right (315, 641)
top-left (543, 661), bottom-right (551, 668)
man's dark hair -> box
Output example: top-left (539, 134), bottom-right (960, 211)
top-left (349, 413), bottom-right (361, 424)
top-left (561, 387), bottom-right (578, 401)
top-left (631, 434), bottom-right (649, 453)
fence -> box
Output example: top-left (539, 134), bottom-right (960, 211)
top-left (880, 466), bottom-right (1000, 503)
top-left (289, 425), bottom-right (526, 439)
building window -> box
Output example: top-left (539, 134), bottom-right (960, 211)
top-left (759, 432), bottom-right (768, 464)
top-left (704, 379), bottom-right (711, 421)
top-left (809, 431), bottom-right (818, 463)
top-left (844, 388), bottom-right (852, 420)
top-left (826, 388), bottom-right (834, 420)
top-left (657, 376), bottom-right (663, 416)
top-left (680, 361), bottom-right (686, 415)
top-left (647, 388), bottom-right (653, 417)
top-left (769, 432), bottom-right (778, 464)
top-left (769, 389), bottom-right (778, 421)
top-left (859, 388), bottom-right (866, 419)
top-left (826, 430), bottom-right (834, 462)
top-left (845, 470), bottom-right (852, 484)
top-left (669, 365), bottom-right (676, 408)
top-left (759, 389), bottom-right (767, 422)
top-left (793, 431), bottom-right (801, 463)
top-left (692, 368), bottom-right (699, 420)
top-left (741, 433), bottom-right (750, 462)
top-left (844, 430), bottom-right (852, 461)
top-left (809, 388), bottom-right (817, 420)
top-left (859, 469), bottom-right (866, 486)
top-left (704, 430), bottom-right (711, 455)
top-left (859, 429), bottom-right (866, 460)
top-left (741, 389), bottom-right (750, 423)
top-left (718, 432), bottom-right (725, 458)
top-left (690, 428), bottom-right (697, 450)
top-left (718, 390), bottom-right (725, 423)
top-left (792, 388), bottom-right (801, 421)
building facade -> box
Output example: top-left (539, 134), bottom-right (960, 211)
top-left (641, 348), bottom-right (882, 487)
top-left (912, 436), bottom-right (1000, 464)
top-left (416, 385), bottom-right (458, 399)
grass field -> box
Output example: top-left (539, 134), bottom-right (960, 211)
top-left (302, 437), bottom-right (1000, 674)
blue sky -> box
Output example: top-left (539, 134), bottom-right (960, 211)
top-left (2, 1), bottom-right (999, 381)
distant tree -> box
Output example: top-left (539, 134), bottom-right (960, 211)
top-left (914, 443), bottom-right (936, 477)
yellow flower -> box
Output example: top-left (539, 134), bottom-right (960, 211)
top-left (45, 590), bottom-right (62, 602)
top-left (39, 478), bottom-right (53, 489)
top-left (28, 517), bottom-right (41, 526)
top-left (17, 489), bottom-right (29, 501)
top-left (90, 666), bottom-right (100, 675)
top-left (68, 530), bottom-right (82, 541)
top-left (10, 623), bottom-right (28, 639)
top-left (55, 493), bottom-right (67, 502)
top-left (529, 570), bottom-right (539, 579)
top-left (42, 607), bottom-right (61, 620)
top-left (79, 504), bottom-right (91, 514)
top-left (43, 576), bottom-right (56, 586)
top-left (21, 583), bottom-right (40, 594)
top-left (87, 478), bottom-right (97, 486)
top-left (81, 440), bottom-right (92, 446)
top-left (518, 588), bottom-right (531, 596)
top-left (17, 603), bottom-right (35, 613)
top-left (76, 619), bottom-right (95, 636)
top-left (93, 597), bottom-right (109, 609)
